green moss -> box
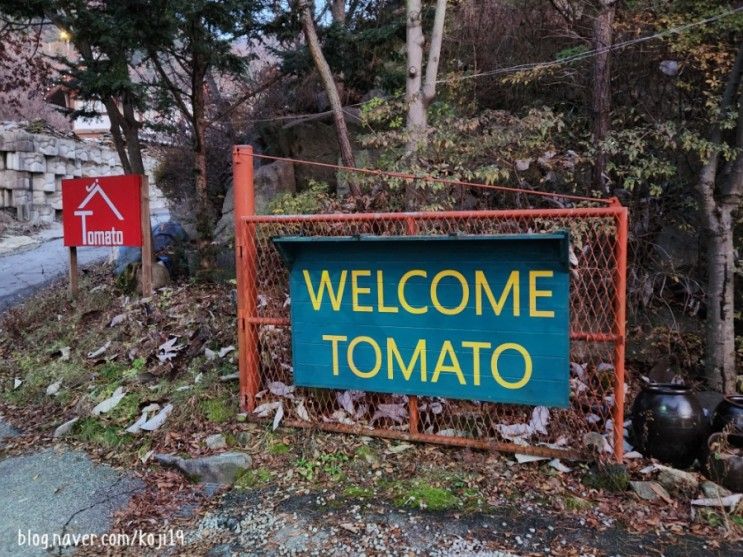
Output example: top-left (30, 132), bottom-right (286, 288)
top-left (131, 357), bottom-right (146, 371)
top-left (74, 417), bottom-right (132, 448)
top-left (98, 362), bottom-right (128, 383)
top-left (344, 485), bottom-right (373, 499)
top-left (224, 432), bottom-right (238, 447)
top-left (582, 463), bottom-right (629, 492)
top-left (1, 357), bottom-right (86, 405)
top-left (269, 442), bottom-right (291, 455)
top-left (699, 509), bottom-right (724, 528)
top-left (564, 495), bottom-right (593, 511)
top-left (234, 468), bottom-right (272, 489)
top-left (199, 396), bottom-right (237, 423)
top-left (354, 445), bottom-right (379, 464)
top-left (395, 482), bottom-right (460, 511)
top-left (107, 392), bottom-right (142, 424)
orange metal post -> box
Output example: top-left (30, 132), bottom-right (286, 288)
top-left (612, 206), bottom-right (629, 462)
top-left (233, 146), bottom-right (260, 412)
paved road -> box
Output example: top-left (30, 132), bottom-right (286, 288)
top-left (0, 448), bottom-right (143, 557)
top-left (0, 210), bottom-right (170, 312)
top-left (0, 224), bottom-right (111, 312)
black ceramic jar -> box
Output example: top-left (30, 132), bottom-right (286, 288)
top-left (631, 384), bottom-right (706, 468)
top-left (711, 395), bottom-right (743, 433)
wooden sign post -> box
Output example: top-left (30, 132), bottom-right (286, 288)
top-left (139, 176), bottom-right (153, 297)
top-left (68, 246), bottom-right (78, 296)
top-left (62, 174), bottom-right (151, 296)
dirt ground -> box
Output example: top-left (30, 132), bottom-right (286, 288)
top-left (1, 269), bottom-right (742, 556)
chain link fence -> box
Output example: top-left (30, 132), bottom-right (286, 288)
top-left (235, 204), bottom-right (628, 461)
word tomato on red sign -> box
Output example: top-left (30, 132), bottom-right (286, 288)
top-left (62, 175), bottom-right (143, 247)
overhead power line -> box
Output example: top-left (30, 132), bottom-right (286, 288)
top-left (438, 6), bottom-right (743, 84)
top-left (230, 7), bottom-right (743, 124)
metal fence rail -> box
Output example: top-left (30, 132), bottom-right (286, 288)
top-left (232, 146), bottom-right (628, 461)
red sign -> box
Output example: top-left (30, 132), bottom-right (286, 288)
top-left (62, 175), bottom-right (143, 247)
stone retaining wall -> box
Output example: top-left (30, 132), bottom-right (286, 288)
top-left (0, 125), bottom-right (167, 224)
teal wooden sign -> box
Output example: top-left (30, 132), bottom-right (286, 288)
top-left (274, 234), bottom-right (570, 407)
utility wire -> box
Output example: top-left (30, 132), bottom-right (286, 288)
top-left (249, 152), bottom-right (614, 205)
top-left (228, 6), bottom-right (743, 124)
top-left (440, 6), bottom-right (743, 84)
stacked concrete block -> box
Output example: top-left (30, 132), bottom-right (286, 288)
top-left (65, 159), bottom-right (83, 177)
top-left (49, 190), bottom-right (63, 211)
top-left (34, 173), bottom-right (57, 193)
top-left (46, 157), bottom-right (67, 175)
top-left (10, 189), bottom-right (30, 206)
top-left (75, 145), bottom-right (90, 162)
top-left (0, 130), bottom-right (34, 152)
top-left (88, 146), bottom-right (102, 164)
top-left (57, 139), bottom-right (76, 159)
top-left (32, 189), bottom-right (46, 204)
top-left (0, 123), bottom-right (168, 223)
top-left (1, 170), bottom-right (31, 190)
top-left (6, 152), bottom-right (46, 173)
top-left (35, 136), bottom-right (58, 156)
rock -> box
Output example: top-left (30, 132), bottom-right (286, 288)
top-left (692, 494), bottom-right (743, 509)
top-left (701, 480), bottom-right (732, 499)
top-left (213, 211), bottom-right (234, 244)
top-left (659, 60), bottom-right (679, 77)
top-left (0, 417), bottom-right (19, 446)
top-left (154, 452), bottom-right (251, 484)
top-left (630, 481), bottom-right (671, 502)
top-left (53, 417), bottom-right (79, 438)
top-left (360, 88), bottom-right (386, 103)
top-left (236, 432), bottom-right (252, 447)
top-left (152, 261), bottom-right (171, 289)
top-left (134, 260), bottom-right (171, 292)
top-left (214, 160), bottom-right (297, 244)
top-left (656, 465), bottom-right (699, 496)
top-left (254, 160), bottom-right (296, 214)
top-left (221, 185), bottom-right (235, 217)
top-left (583, 431), bottom-right (611, 454)
top-left (0, 170), bottom-right (31, 190)
top-left (46, 380), bottom-right (62, 396)
top-left (205, 434), bottom-right (227, 450)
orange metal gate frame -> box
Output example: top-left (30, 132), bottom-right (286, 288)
top-left (232, 146), bottom-right (629, 462)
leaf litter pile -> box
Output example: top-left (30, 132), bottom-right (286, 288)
top-left (0, 267), bottom-right (741, 555)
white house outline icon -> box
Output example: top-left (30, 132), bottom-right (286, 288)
top-left (73, 179), bottom-right (125, 244)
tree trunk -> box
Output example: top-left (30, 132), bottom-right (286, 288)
top-left (591, 0), bottom-right (615, 193)
top-left (104, 98), bottom-right (132, 174)
top-left (300, 0), bottom-right (360, 196)
top-left (405, 0), bottom-right (447, 206)
top-left (191, 59), bottom-right (214, 249)
top-left (405, 0), bottom-right (426, 154)
top-left (422, 0), bottom-right (447, 104)
top-left (121, 96), bottom-right (145, 175)
top-left (697, 43), bottom-right (743, 392)
top-left (704, 205), bottom-right (737, 393)
top-left (330, 0), bottom-right (345, 25)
